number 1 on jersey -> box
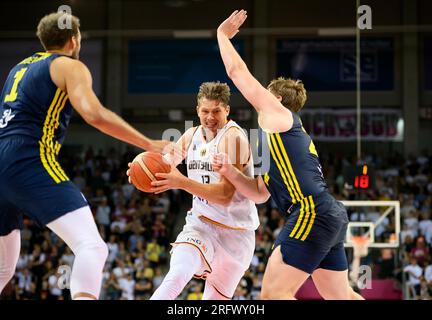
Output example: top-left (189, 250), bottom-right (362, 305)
top-left (4, 67), bottom-right (28, 102)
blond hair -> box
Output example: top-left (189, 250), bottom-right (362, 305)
top-left (197, 82), bottom-right (230, 106)
top-left (36, 12), bottom-right (80, 50)
top-left (267, 77), bottom-right (307, 112)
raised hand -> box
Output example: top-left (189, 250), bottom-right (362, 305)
top-left (217, 9), bottom-right (248, 39)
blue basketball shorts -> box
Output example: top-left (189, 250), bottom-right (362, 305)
top-left (0, 136), bottom-right (88, 236)
top-left (274, 192), bottom-right (349, 274)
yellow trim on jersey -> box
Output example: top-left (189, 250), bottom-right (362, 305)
top-left (295, 196), bottom-right (311, 239)
top-left (301, 196), bottom-right (317, 241)
top-left (55, 141), bottom-right (61, 155)
top-left (39, 89), bottom-right (69, 183)
top-left (46, 91), bottom-right (69, 180)
top-left (269, 133), bottom-right (301, 202)
top-left (39, 89), bottom-right (63, 183)
top-left (266, 133), bottom-right (296, 203)
top-left (309, 140), bottom-right (319, 157)
top-left (19, 52), bottom-right (52, 65)
top-left (289, 198), bottom-right (305, 238)
top-left (275, 133), bottom-right (305, 200)
top-left (264, 172), bottom-right (270, 186)
top-left (47, 92), bottom-right (68, 180)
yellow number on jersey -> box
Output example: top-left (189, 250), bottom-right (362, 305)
top-left (4, 68), bottom-right (28, 102)
top-left (309, 140), bottom-right (318, 157)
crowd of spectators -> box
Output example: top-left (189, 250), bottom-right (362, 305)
top-left (1, 147), bottom-right (431, 300)
top-left (0, 147), bottom-right (181, 300)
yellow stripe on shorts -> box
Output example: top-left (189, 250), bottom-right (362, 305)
top-left (295, 196), bottom-right (311, 239)
top-left (289, 198), bottom-right (305, 238)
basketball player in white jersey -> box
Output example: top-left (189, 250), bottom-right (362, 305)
top-left (146, 82), bottom-right (259, 300)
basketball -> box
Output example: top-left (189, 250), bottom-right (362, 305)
top-left (129, 152), bottom-right (171, 192)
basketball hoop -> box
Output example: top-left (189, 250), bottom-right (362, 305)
top-left (351, 235), bottom-right (370, 258)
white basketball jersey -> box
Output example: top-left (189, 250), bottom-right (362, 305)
top-left (186, 120), bottom-right (259, 231)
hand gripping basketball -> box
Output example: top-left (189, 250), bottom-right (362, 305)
top-left (127, 152), bottom-right (171, 192)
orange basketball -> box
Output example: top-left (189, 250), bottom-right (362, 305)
top-left (129, 152), bottom-right (171, 193)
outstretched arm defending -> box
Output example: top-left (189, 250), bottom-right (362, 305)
top-left (212, 152), bottom-right (270, 204)
top-left (216, 10), bottom-right (293, 132)
top-left (51, 57), bottom-right (172, 153)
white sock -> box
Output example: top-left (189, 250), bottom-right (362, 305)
top-left (0, 229), bottom-right (21, 293)
top-left (150, 244), bottom-right (203, 300)
top-left (47, 206), bottom-right (108, 300)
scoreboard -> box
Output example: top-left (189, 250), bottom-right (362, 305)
top-left (344, 164), bottom-right (375, 190)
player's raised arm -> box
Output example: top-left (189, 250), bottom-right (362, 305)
top-left (51, 57), bottom-right (170, 153)
top-left (216, 10), bottom-right (293, 132)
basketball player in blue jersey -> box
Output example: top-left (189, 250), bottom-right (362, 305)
top-left (0, 12), bottom-right (172, 300)
top-left (213, 10), bottom-right (364, 300)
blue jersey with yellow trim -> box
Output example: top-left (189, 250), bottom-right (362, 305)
top-left (0, 52), bottom-right (73, 147)
top-left (258, 112), bottom-right (328, 214)
top-left (0, 52), bottom-right (73, 184)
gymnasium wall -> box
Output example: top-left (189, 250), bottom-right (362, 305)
top-left (0, 0), bottom-right (430, 155)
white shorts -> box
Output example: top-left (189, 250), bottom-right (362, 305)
top-left (172, 211), bottom-right (255, 298)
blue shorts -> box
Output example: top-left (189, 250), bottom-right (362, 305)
top-left (274, 192), bottom-right (349, 274)
top-left (0, 136), bottom-right (88, 236)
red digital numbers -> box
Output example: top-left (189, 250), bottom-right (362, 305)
top-left (354, 165), bottom-right (370, 189)
top-left (354, 175), bottom-right (369, 189)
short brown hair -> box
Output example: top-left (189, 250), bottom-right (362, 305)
top-left (36, 12), bottom-right (80, 50)
top-left (197, 82), bottom-right (230, 106)
top-left (267, 77), bottom-right (307, 112)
